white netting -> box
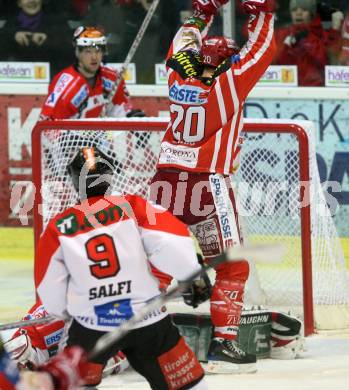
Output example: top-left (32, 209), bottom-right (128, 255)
top-left (40, 126), bottom-right (163, 223)
top-left (236, 120), bottom-right (349, 330)
top-left (36, 118), bottom-right (349, 331)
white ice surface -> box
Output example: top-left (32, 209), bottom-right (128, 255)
top-left (1, 260), bottom-right (349, 389)
top-left (96, 335), bottom-right (349, 390)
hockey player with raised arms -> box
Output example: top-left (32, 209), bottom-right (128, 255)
top-left (39, 26), bottom-right (144, 120)
top-left (150, 0), bottom-right (276, 374)
top-left (34, 146), bottom-right (210, 389)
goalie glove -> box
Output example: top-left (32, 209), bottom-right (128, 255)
top-left (181, 270), bottom-right (212, 308)
top-left (4, 330), bottom-right (38, 370)
top-left (192, 0), bottom-right (229, 16)
top-left (241, 0), bottom-right (275, 14)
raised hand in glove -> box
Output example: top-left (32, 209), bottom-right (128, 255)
top-left (192, 0), bottom-right (229, 16)
top-left (180, 270), bottom-right (212, 308)
top-left (241, 0), bottom-right (275, 14)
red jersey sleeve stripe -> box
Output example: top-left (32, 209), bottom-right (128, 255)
top-left (210, 79), bottom-right (227, 172)
top-left (210, 128), bottom-right (223, 173)
top-left (239, 13), bottom-right (269, 61)
top-left (235, 13), bottom-right (275, 75)
top-left (224, 70), bottom-right (242, 173)
top-left (215, 78), bottom-right (228, 124)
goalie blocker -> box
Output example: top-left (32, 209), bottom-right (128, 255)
top-left (171, 309), bottom-right (305, 362)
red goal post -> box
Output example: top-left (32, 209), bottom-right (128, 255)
top-left (31, 118), bottom-right (349, 336)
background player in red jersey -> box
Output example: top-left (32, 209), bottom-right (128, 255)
top-left (150, 0), bottom-right (276, 374)
top-left (34, 146), bottom-right (210, 389)
top-left (39, 26), bottom-right (144, 120)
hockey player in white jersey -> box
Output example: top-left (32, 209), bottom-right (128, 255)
top-left (35, 146), bottom-right (210, 389)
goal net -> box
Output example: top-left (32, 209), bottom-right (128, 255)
top-left (32, 118), bottom-right (349, 335)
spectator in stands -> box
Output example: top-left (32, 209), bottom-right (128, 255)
top-left (0, 0), bottom-right (71, 77)
top-left (0, 0), bottom-right (16, 14)
top-left (71, 0), bottom-right (91, 18)
top-left (83, 0), bottom-right (143, 63)
top-left (339, 11), bottom-right (349, 64)
top-left (273, 0), bottom-right (344, 86)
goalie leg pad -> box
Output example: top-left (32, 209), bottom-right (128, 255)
top-left (210, 260), bottom-right (249, 339)
top-left (270, 337), bottom-right (305, 360)
top-left (210, 278), bottom-right (246, 340)
top-left (270, 312), bottom-right (305, 359)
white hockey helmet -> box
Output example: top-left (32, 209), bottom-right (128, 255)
top-left (73, 26), bottom-right (107, 49)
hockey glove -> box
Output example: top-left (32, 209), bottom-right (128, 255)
top-left (192, 0), bottom-right (229, 16)
top-left (38, 346), bottom-right (88, 390)
top-left (241, 0), bottom-right (275, 14)
top-left (181, 270), bottom-right (212, 308)
top-left (4, 330), bottom-right (37, 370)
top-left (126, 108), bottom-right (146, 117)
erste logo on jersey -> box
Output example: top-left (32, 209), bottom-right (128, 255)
top-left (44, 329), bottom-right (64, 347)
top-left (169, 81), bottom-right (208, 105)
top-left (46, 73), bottom-right (73, 107)
top-left (72, 85), bottom-right (88, 107)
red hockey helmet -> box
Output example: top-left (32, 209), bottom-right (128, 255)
top-left (201, 36), bottom-right (240, 67)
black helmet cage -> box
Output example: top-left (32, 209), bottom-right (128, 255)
top-left (67, 147), bottom-right (116, 199)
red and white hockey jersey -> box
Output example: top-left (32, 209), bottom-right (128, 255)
top-left (35, 195), bottom-right (200, 332)
top-left (157, 12), bottom-right (276, 174)
top-left (40, 64), bottom-right (132, 120)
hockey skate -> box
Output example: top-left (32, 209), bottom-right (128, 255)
top-left (205, 338), bottom-right (257, 374)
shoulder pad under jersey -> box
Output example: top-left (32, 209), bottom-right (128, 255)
top-left (166, 50), bottom-right (203, 80)
top-left (212, 57), bottom-right (233, 78)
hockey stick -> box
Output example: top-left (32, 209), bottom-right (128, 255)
top-left (0, 316), bottom-right (55, 332)
top-left (0, 243), bottom-right (284, 332)
top-left (89, 242), bottom-right (284, 360)
top-left (101, 0), bottom-right (161, 117)
top-left (88, 253), bottom-right (226, 360)
top-left (227, 243), bottom-right (285, 264)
